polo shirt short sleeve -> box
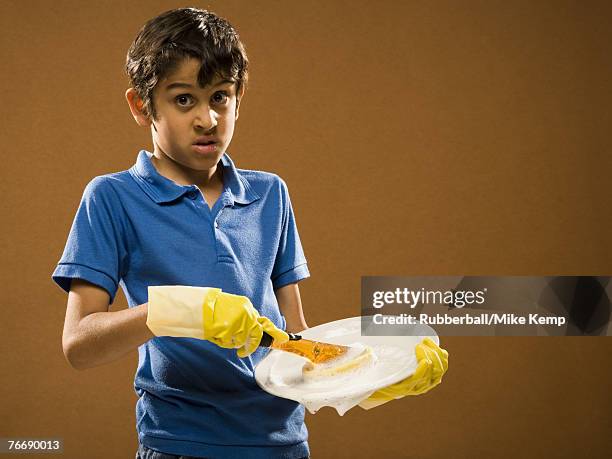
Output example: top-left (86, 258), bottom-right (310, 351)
top-left (271, 179), bottom-right (310, 290)
top-left (53, 176), bottom-right (129, 303)
top-left (52, 151), bottom-right (311, 459)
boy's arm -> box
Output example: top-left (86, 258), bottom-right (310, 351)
top-left (275, 283), bottom-right (308, 333)
top-left (62, 279), bottom-right (154, 370)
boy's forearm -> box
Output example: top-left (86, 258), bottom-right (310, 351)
top-left (275, 283), bottom-right (308, 333)
top-left (284, 310), bottom-right (308, 334)
top-left (65, 303), bottom-right (154, 370)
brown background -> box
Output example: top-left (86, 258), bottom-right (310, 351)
top-left (1, 0), bottom-right (611, 458)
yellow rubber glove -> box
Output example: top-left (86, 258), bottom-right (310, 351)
top-left (146, 286), bottom-right (289, 357)
top-left (359, 337), bottom-right (449, 410)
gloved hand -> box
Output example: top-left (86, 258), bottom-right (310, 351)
top-left (146, 286), bottom-right (289, 357)
top-left (359, 337), bottom-right (449, 410)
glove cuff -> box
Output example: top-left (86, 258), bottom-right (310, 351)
top-left (358, 397), bottom-right (392, 410)
top-left (147, 286), bottom-right (222, 338)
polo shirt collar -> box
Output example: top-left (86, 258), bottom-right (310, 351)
top-left (129, 150), bottom-right (260, 205)
top-left (218, 154), bottom-right (260, 205)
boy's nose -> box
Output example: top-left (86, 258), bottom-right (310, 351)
top-left (194, 107), bottom-right (218, 131)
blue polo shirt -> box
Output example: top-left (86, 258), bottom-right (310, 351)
top-left (52, 150), bottom-right (310, 459)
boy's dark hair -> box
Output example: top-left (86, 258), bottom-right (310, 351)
top-left (126, 8), bottom-right (249, 119)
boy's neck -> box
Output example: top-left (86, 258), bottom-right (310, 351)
top-left (151, 149), bottom-right (223, 191)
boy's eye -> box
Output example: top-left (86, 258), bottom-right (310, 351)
top-left (175, 94), bottom-right (195, 107)
top-left (212, 91), bottom-right (229, 104)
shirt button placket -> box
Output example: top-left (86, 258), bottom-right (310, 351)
top-left (214, 206), bottom-right (234, 264)
top-left (214, 208), bottom-right (223, 229)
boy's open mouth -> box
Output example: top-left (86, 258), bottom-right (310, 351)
top-left (192, 137), bottom-right (219, 154)
top-left (193, 137), bottom-right (217, 146)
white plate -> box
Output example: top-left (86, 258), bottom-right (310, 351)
top-left (255, 316), bottom-right (438, 415)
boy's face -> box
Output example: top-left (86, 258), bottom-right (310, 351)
top-left (143, 58), bottom-right (243, 173)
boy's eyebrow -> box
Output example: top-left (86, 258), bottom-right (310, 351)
top-left (165, 79), bottom-right (236, 91)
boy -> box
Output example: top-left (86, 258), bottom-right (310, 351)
top-left (53, 8), bottom-right (448, 459)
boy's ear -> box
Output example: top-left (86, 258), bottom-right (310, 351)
top-left (125, 88), bottom-right (151, 127)
top-left (235, 85), bottom-right (246, 120)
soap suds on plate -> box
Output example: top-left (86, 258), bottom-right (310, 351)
top-left (254, 316), bottom-right (438, 415)
top-left (261, 342), bottom-right (409, 415)
top-left (302, 343), bottom-right (377, 380)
